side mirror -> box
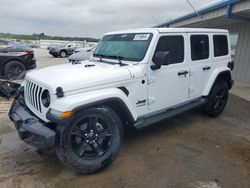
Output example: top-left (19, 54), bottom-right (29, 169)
top-left (151, 51), bottom-right (170, 70)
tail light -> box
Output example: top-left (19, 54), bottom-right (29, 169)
top-left (227, 61), bottom-right (234, 71)
top-left (23, 49), bottom-right (33, 53)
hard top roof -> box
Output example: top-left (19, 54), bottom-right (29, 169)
top-left (106, 28), bottom-right (228, 35)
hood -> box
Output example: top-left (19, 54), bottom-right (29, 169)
top-left (68, 51), bottom-right (92, 61)
top-left (26, 60), bottom-right (132, 94)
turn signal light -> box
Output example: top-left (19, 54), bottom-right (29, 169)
top-left (60, 111), bottom-right (73, 119)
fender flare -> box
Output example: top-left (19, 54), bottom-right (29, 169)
top-left (202, 68), bottom-right (232, 96)
top-left (49, 88), bottom-right (138, 122)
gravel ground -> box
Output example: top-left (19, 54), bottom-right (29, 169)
top-left (0, 49), bottom-right (249, 188)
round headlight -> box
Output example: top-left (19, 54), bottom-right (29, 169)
top-left (41, 89), bottom-right (50, 108)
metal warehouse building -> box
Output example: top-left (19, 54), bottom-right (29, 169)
top-left (160, 0), bottom-right (250, 84)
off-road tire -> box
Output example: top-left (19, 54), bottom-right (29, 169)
top-left (4, 61), bottom-right (25, 80)
top-left (202, 81), bottom-right (229, 117)
top-left (59, 50), bottom-right (67, 58)
top-left (55, 106), bottom-right (124, 174)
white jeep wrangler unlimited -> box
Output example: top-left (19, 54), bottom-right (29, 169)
top-left (9, 28), bottom-right (234, 174)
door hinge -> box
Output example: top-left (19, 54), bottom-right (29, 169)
top-left (147, 97), bottom-right (156, 105)
top-left (188, 87), bottom-right (194, 94)
top-left (189, 69), bottom-right (195, 76)
top-left (147, 76), bottom-right (156, 84)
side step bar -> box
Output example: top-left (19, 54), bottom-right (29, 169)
top-left (134, 98), bottom-right (207, 129)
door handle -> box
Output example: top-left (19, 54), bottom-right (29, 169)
top-left (178, 70), bottom-right (189, 76)
top-left (203, 66), bottom-right (211, 71)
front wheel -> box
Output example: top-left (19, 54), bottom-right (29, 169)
top-left (202, 81), bottom-right (229, 117)
top-left (55, 107), bottom-right (124, 174)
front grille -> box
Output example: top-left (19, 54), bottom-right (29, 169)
top-left (25, 80), bottom-right (43, 113)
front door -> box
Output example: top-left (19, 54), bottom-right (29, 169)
top-left (147, 34), bottom-right (189, 112)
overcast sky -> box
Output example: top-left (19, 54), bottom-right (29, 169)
top-left (0, 0), bottom-right (220, 38)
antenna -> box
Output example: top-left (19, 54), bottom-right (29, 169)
top-left (185, 0), bottom-right (200, 17)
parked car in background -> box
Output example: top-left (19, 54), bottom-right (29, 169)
top-left (0, 40), bottom-right (36, 79)
top-left (47, 44), bottom-right (59, 51)
top-left (23, 41), bottom-right (40, 48)
top-left (68, 44), bottom-right (97, 63)
top-left (49, 41), bottom-right (83, 58)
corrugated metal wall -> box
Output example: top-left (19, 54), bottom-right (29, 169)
top-left (225, 22), bottom-right (250, 84)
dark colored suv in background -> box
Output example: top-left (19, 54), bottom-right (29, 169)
top-left (49, 41), bottom-right (83, 58)
top-left (0, 40), bottom-right (36, 79)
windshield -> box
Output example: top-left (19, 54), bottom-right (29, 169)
top-left (93, 33), bottom-right (153, 62)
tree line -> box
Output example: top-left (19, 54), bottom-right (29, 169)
top-left (0, 32), bottom-right (99, 42)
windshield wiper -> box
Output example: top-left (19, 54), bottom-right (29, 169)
top-left (94, 53), bottom-right (103, 62)
top-left (93, 54), bottom-right (128, 66)
top-left (109, 55), bottom-right (128, 66)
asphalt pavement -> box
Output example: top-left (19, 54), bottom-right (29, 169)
top-left (0, 49), bottom-right (249, 188)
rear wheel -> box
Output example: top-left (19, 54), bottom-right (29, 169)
top-left (202, 81), bottom-right (229, 117)
top-left (59, 50), bottom-right (67, 58)
top-left (4, 61), bottom-right (25, 80)
top-left (55, 107), bottom-right (124, 174)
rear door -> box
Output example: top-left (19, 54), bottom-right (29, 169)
top-left (187, 33), bottom-right (213, 98)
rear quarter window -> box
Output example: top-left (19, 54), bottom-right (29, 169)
top-left (213, 35), bottom-right (229, 57)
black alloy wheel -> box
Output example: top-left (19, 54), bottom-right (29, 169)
top-left (4, 61), bottom-right (25, 80)
top-left (55, 107), bottom-right (123, 174)
top-left (202, 81), bottom-right (229, 117)
top-left (69, 115), bottom-right (112, 159)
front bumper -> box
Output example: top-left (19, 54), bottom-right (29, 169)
top-left (9, 97), bottom-right (55, 149)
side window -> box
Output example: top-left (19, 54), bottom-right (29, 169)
top-left (0, 41), bottom-right (7, 49)
top-left (213, 35), bottom-right (229, 57)
top-left (155, 35), bottom-right (184, 64)
top-left (191, 35), bottom-right (209, 61)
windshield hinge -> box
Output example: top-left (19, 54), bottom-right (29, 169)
top-left (147, 76), bottom-right (155, 84)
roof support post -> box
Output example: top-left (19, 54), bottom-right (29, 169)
top-left (226, 2), bottom-right (250, 22)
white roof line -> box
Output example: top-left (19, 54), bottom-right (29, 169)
top-left (106, 28), bottom-right (228, 35)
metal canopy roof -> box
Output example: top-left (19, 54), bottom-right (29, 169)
top-left (158, 0), bottom-right (250, 27)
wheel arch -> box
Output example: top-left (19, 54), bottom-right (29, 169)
top-left (73, 98), bottom-right (136, 126)
top-left (203, 69), bottom-right (233, 96)
top-left (49, 88), bottom-right (138, 125)
top-left (4, 58), bottom-right (24, 68)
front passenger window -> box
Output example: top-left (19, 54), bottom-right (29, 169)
top-left (154, 36), bottom-right (184, 65)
